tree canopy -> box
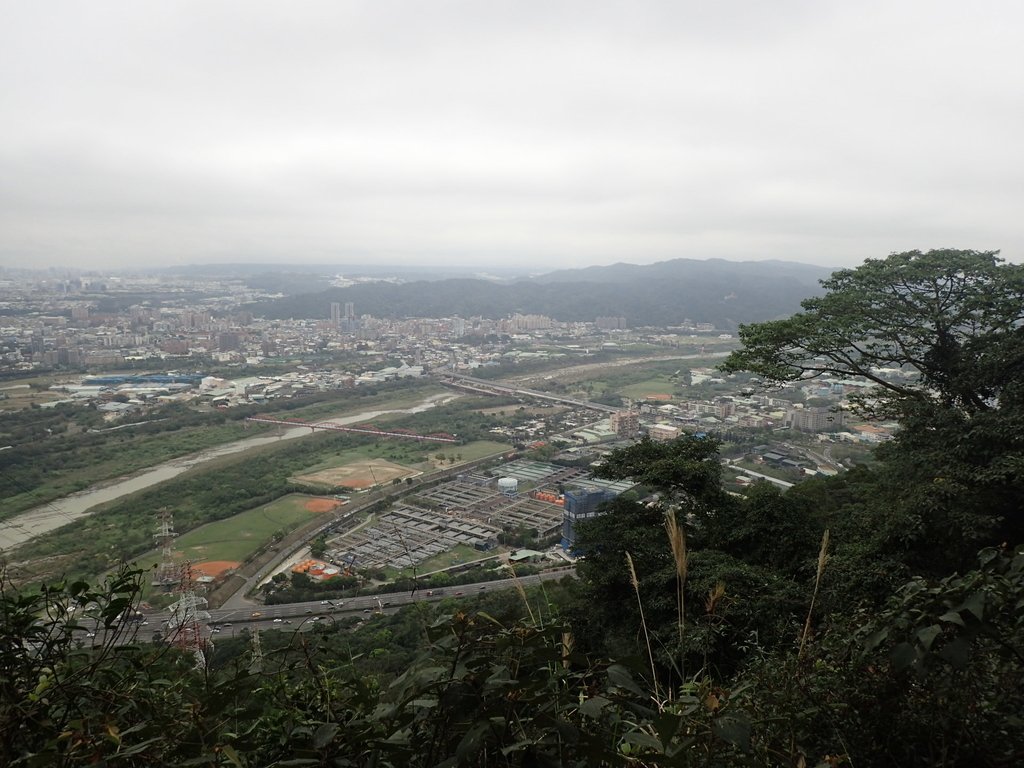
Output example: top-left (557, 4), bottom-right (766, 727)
top-left (720, 249), bottom-right (1024, 416)
top-left (722, 248), bottom-right (1024, 569)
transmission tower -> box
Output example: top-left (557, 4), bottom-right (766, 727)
top-left (166, 563), bottom-right (211, 668)
top-left (152, 508), bottom-right (180, 589)
top-left (249, 626), bottom-right (263, 674)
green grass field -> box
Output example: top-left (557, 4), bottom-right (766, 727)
top-left (617, 375), bottom-right (680, 400)
top-left (297, 439), bottom-right (512, 476)
top-left (137, 494), bottom-right (328, 589)
top-left (176, 494), bottom-right (326, 562)
top-left (450, 440), bottom-right (512, 461)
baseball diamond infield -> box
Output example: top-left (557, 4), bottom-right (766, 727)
top-left (294, 459), bottom-right (419, 489)
top-left (192, 560), bottom-right (241, 578)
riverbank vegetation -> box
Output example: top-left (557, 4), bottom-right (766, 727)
top-left (0, 378), bottom-right (434, 520)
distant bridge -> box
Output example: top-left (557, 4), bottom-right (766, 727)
top-left (245, 416), bottom-right (458, 443)
top-left (439, 374), bottom-right (621, 414)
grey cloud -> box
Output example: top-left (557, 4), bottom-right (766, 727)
top-left (1, 1), bottom-right (1022, 270)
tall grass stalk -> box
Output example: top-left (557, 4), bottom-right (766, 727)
top-left (505, 562), bottom-right (537, 627)
top-left (664, 510), bottom-right (688, 658)
top-left (626, 551), bottom-right (661, 703)
top-left (798, 528), bottom-right (830, 663)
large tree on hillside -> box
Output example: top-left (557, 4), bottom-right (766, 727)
top-left (722, 249), bottom-right (1024, 571)
top-left (720, 249), bottom-right (1024, 416)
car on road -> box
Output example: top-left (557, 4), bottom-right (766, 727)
top-left (273, 618), bottom-right (283, 623)
top-left (250, 612), bottom-right (262, 618)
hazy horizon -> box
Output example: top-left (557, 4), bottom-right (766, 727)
top-left (2, 1), bottom-right (1021, 271)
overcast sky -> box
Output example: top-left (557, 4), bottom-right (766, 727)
top-left (1, 1), bottom-right (1021, 272)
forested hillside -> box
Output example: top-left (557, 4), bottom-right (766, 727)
top-left (247, 258), bottom-right (830, 328)
top-left (4, 250), bottom-right (1023, 766)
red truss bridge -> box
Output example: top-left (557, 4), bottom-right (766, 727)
top-left (245, 416), bottom-right (458, 443)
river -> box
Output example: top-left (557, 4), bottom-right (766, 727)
top-left (0, 393), bottom-right (456, 551)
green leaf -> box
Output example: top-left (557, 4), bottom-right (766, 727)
top-left (313, 722), bottom-right (338, 750)
top-left (455, 721), bottom-right (491, 762)
top-left (864, 627), bottom-right (889, 651)
top-left (653, 711), bottom-right (683, 746)
top-left (578, 696), bottom-right (611, 718)
top-left (916, 624), bottom-right (942, 651)
top-left (621, 731), bottom-right (663, 753)
top-left (959, 591), bottom-right (986, 620)
top-left (938, 610), bottom-right (965, 626)
top-left (606, 664), bottom-right (644, 696)
top-left (711, 713), bottom-right (752, 751)
top-left (219, 744), bottom-right (244, 767)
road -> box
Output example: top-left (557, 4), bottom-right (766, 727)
top-left (75, 569), bottom-right (575, 646)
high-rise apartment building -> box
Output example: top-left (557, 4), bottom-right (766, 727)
top-left (610, 409), bottom-right (640, 438)
top-left (789, 406), bottom-right (843, 432)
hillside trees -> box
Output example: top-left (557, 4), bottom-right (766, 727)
top-left (568, 437), bottom-right (816, 682)
top-left (722, 249), bottom-right (1024, 571)
top-left (4, 564), bottom-right (772, 767)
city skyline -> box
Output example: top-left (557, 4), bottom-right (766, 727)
top-left (2, 1), bottom-right (1022, 271)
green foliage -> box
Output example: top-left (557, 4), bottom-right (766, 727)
top-left (721, 249), bottom-right (1024, 416)
top-left (4, 566), bottom-right (768, 767)
top-left (722, 249), bottom-right (1024, 573)
top-left (736, 547), bottom-right (1024, 766)
top-left (0, 565), bottom-right (232, 766)
top-left (592, 435), bottom-right (729, 511)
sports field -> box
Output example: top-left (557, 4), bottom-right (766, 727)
top-left (293, 440), bottom-right (512, 488)
top-left (617, 375), bottom-right (680, 401)
top-left (141, 494), bottom-right (334, 585)
top-left (295, 459), bottom-right (418, 489)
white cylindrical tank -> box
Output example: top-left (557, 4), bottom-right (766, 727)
top-left (498, 477), bottom-right (518, 496)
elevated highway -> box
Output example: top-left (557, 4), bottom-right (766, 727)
top-left (439, 373), bottom-right (621, 414)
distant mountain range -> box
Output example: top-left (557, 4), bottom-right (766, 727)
top-left (246, 258), bottom-right (836, 328)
